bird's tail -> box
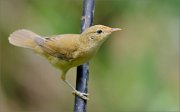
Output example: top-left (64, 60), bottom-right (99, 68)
top-left (8, 29), bottom-right (41, 49)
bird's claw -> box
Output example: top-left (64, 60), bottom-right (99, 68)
top-left (72, 90), bottom-right (89, 100)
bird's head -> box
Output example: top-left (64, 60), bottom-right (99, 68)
top-left (80, 25), bottom-right (122, 48)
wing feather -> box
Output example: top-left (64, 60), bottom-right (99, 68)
top-left (35, 34), bottom-right (80, 60)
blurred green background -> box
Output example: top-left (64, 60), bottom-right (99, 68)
top-left (0, 0), bottom-right (179, 112)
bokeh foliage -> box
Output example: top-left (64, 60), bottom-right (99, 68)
top-left (0, 0), bottom-right (179, 112)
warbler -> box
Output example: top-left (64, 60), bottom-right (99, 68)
top-left (8, 25), bottom-right (121, 100)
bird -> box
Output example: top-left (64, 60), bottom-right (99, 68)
top-left (8, 25), bottom-right (122, 100)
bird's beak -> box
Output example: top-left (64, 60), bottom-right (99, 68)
top-left (111, 28), bottom-right (122, 32)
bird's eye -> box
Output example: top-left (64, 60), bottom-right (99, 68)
top-left (96, 30), bottom-right (102, 34)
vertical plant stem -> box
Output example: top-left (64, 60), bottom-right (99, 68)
top-left (74, 0), bottom-right (94, 112)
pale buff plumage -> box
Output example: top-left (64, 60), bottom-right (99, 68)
top-left (8, 25), bottom-right (121, 100)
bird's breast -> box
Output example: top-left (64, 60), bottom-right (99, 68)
top-left (69, 46), bottom-right (98, 65)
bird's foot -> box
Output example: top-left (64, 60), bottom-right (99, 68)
top-left (72, 90), bottom-right (89, 100)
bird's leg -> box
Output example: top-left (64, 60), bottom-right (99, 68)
top-left (61, 73), bottom-right (89, 100)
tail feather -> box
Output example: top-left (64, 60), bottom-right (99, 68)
top-left (8, 29), bottom-right (41, 49)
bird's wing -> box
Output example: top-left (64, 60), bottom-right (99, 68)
top-left (35, 34), bottom-right (80, 60)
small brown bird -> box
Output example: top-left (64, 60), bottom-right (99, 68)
top-left (8, 25), bottom-right (121, 100)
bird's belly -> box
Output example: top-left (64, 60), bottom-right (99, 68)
top-left (47, 56), bottom-right (70, 70)
top-left (46, 47), bottom-right (97, 71)
top-left (70, 56), bottom-right (90, 67)
top-left (47, 55), bottom-right (90, 71)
